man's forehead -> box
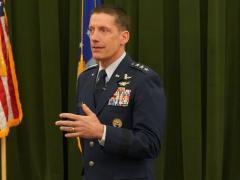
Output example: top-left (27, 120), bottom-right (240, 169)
top-left (90, 13), bottom-right (116, 24)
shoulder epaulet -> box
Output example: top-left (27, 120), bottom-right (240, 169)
top-left (83, 64), bottom-right (98, 72)
top-left (130, 62), bottom-right (150, 73)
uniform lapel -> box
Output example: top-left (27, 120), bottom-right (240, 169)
top-left (81, 67), bottom-right (99, 114)
top-left (95, 56), bottom-right (132, 115)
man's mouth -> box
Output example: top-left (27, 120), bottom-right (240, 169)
top-left (92, 46), bottom-right (104, 49)
top-left (92, 46), bottom-right (105, 52)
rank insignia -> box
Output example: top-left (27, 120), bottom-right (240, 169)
top-left (130, 62), bottom-right (150, 73)
top-left (112, 118), bottom-right (122, 128)
top-left (118, 81), bottom-right (130, 87)
top-left (108, 87), bottom-right (131, 107)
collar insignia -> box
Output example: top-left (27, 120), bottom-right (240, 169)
top-left (124, 74), bottom-right (132, 80)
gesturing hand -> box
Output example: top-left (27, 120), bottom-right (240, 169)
top-left (55, 104), bottom-right (104, 139)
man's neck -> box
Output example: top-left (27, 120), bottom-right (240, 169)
top-left (98, 51), bottom-right (126, 82)
top-left (99, 50), bottom-right (125, 69)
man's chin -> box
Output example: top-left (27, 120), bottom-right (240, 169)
top-left (92, 55), bottom-right (104, 61)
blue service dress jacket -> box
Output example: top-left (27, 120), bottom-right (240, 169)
top-left (76, 54), bottom-right (166, 180)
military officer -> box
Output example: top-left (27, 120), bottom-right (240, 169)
top-left (55, 4), bottom-right (166, 180)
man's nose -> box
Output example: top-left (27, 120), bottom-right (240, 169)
top-left (90, 30), bottom-right (100, 40)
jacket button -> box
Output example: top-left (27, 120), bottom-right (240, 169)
top-left (89, 161), bottom-right (95, 167)
top-left (89, 141), bottom-right (94, 147)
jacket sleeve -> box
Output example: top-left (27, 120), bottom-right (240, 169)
top-left (103, 73), bottom-right (166, 159)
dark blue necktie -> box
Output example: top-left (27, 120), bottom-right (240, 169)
top-left (94, 69), bottom-right (107, 105)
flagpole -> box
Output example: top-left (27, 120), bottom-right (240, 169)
top-left (1, 137), bottom-right (7, 180)
top-left (77, 0), bottom-right (85, 76)
top-left (80, 0), bottom-right (84, 58)
top-left (76, 0), bottom-right (85, 153)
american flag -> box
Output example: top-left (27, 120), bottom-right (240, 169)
top-left (0, 0), bottom-right (22, 137)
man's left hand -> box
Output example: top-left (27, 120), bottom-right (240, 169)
top-left (55, 104), bottom-right (104, 139)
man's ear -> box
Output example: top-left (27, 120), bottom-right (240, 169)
top-left (120, 31), bottom-right (130, 45)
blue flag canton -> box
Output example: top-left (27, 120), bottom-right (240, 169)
top-left (0, 1), bottom-right (4, 17)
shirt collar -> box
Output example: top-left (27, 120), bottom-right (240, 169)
top-left (98, 51), bottom-right (126, 82)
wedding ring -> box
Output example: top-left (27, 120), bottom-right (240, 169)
top-left (72, 127), bottom-right (75, 133)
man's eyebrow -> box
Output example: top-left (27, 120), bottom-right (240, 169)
top-left (99, 26), bottom-right (110, 29)
top-left (89, 24), bottom-right (110, 28)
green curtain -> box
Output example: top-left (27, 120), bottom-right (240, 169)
top-left (5, 0), bottom-right (64, 180)
top-left (3, 0), bottom-right (239, 180)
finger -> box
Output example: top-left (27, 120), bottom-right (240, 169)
top-left (59, 113), bottom-right (82, 121)
top-left (82, 103), bottom-right (94, 116)
top-left (65, 132), bottom-right (80, 138)
top-left (59, 126), bottom-right (76, 133)
top-left (55, 120), bottom-right (63, 126)
top-left (55, 120), bottom-right (77, 127)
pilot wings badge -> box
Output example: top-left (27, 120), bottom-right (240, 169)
top-left (118, 81), bottom-right (130, 87)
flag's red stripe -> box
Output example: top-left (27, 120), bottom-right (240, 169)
top-left (0, 77), bottom-right (8, 118)
top-left (0, 20), bottom-right (18, 118)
